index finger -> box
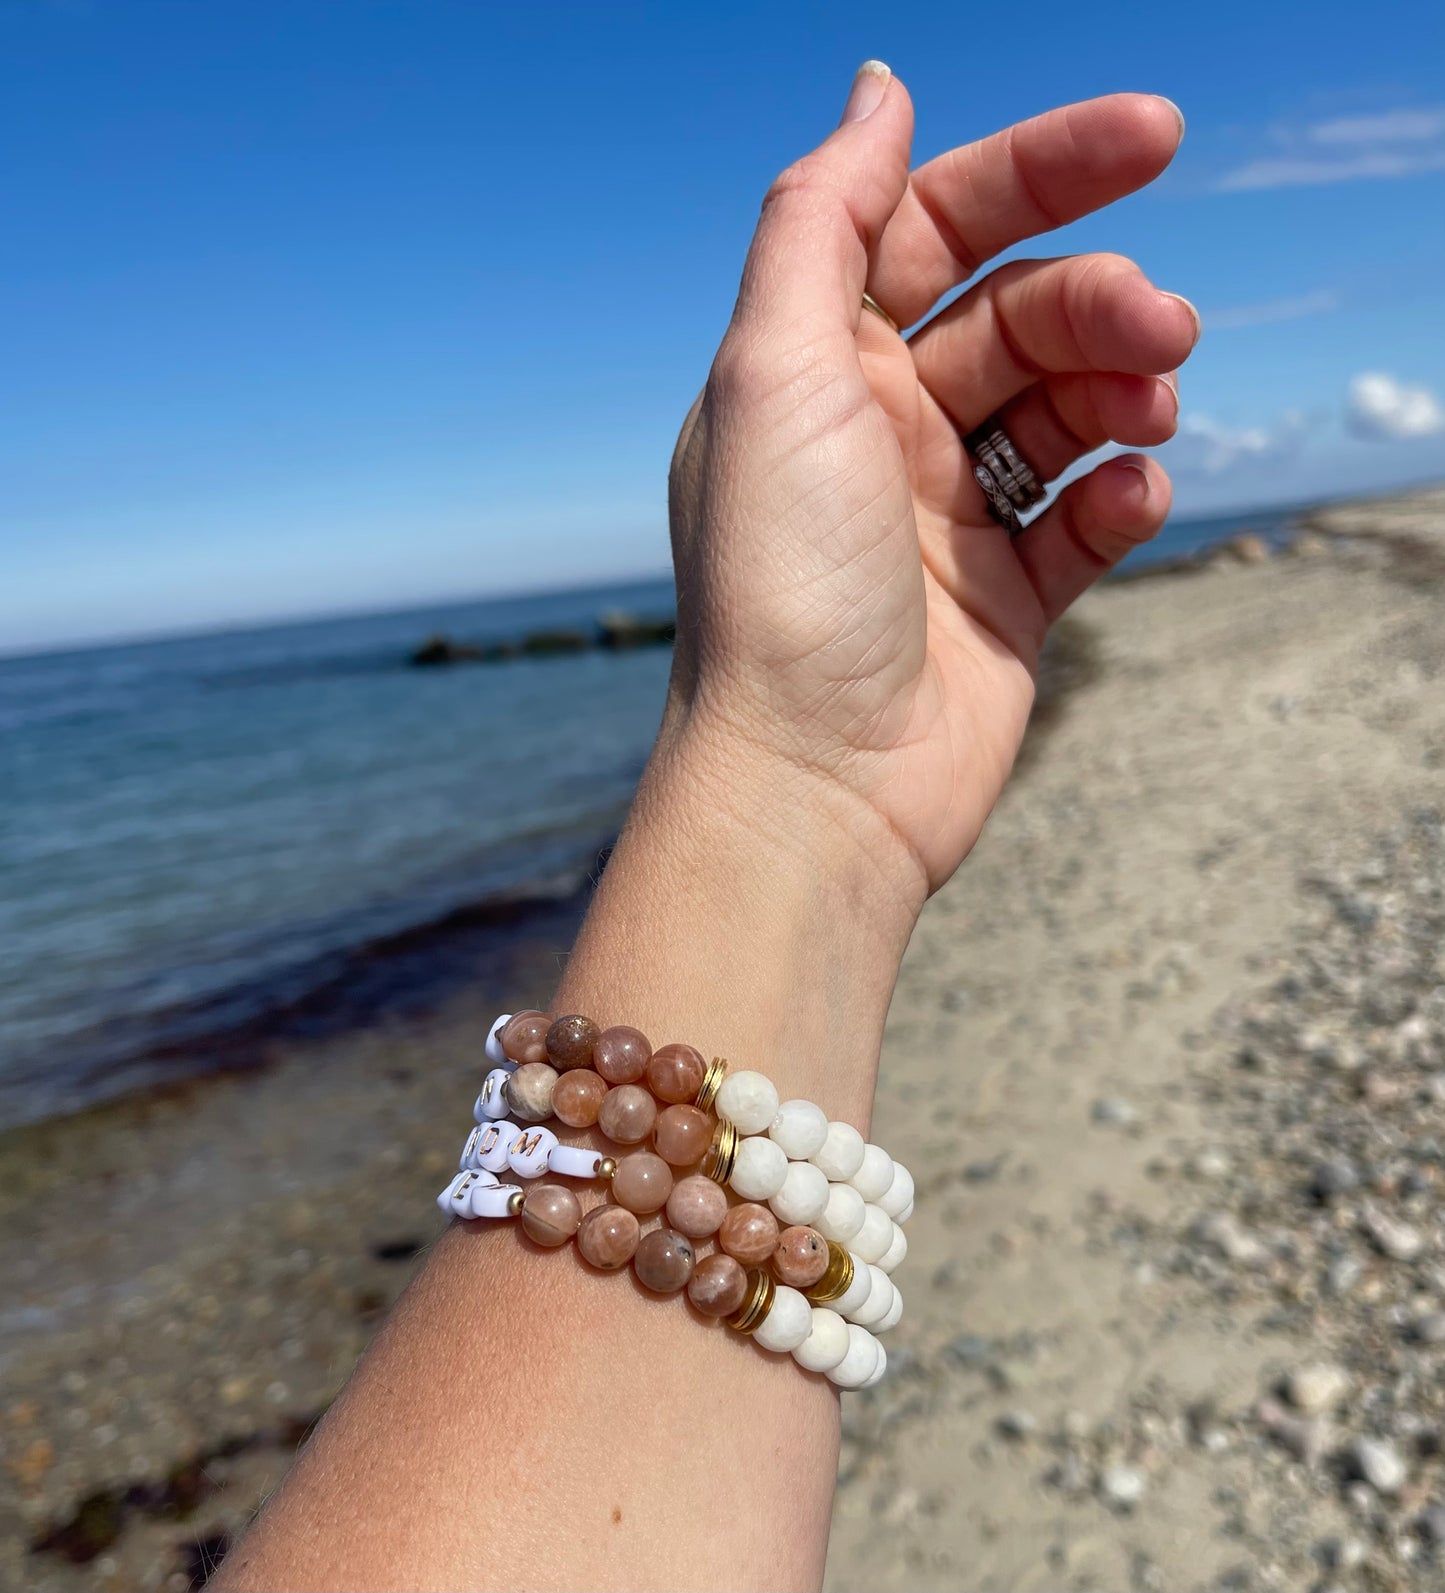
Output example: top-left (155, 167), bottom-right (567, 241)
top-left (866, 93), bottom-right (1184, 328)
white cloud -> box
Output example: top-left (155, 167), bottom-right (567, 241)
top-left (1165, 411), bottom-right (1307, 475)
top-left (1204, 289), bottom-right (1340, 331)
top-left (1348, 373), bottom-right (1445, 440)
top-left (1311, 108), bottom-right (1445, 145)
top-left (1215, 147), bottom-right (1445, 192)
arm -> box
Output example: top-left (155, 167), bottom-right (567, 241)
top-left (215, 67), bottom-right (1191, 1593)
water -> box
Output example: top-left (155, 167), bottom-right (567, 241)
top-left (0, 504), bottom-right (1308, 1127)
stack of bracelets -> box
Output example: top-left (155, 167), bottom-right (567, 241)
top-left (436, 1011), bottom-right (913, 1391)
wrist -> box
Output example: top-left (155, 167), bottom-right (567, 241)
top-left (554, 718), bottom-right (924, 1129)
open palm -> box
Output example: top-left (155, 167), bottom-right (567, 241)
top-left (667, 74), bottom-right (1196, 892)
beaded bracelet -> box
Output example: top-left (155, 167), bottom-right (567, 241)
top-left (434, 1012), bottom-right (912, 1389)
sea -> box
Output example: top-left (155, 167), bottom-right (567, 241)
top-left (0, 503), bottom-right (1306, 1127)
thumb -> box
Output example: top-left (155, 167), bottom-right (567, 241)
top-left (732, 61), bottom-right (914, 342)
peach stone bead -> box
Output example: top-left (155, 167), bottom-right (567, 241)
top-left (645, 1042), bottom-right (707, 1104)
top-left (520, 1183), bottom-right (581, 1247)
top-left (500, 1009), bottom-right (551, 1065)
top-left (653, 1104), bottom-right (711, 1167)
top-left (593, 1025), bottom-right (652, 1084)
top-left (552, 1069), bottom-right (608, 1128)
top-left (633, 1228), bottom-right (696, 1294)
top-left (718, 1202), bottom-right (780, 1265)
top-left (773, 1225), bottom-right (830, 1288)
top-left (597, 1083), bottom-right (657, 1146)
top-left (611, 1151), bottom-right (673, 1214)
top-left (576, 1204), bottom-right (640, 1270)
top-left (665, 1173), bottom-right (729, 1238)
top-left (545, 1013), bottom-right (601, 1071)
top-left (687, 1252), bottom-right (747, 1318)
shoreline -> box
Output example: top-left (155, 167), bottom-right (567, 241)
top-left (2, 482), bottom-right (1443, 1593)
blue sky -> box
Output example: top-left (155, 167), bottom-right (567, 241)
top-left (2, 0), bottom-right (1442, 651)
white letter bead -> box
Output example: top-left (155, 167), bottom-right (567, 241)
top-left (878, 1288), bottom-right (904, 1332)
top-left (849, 1142), bottom-right (895, 1202)
top-left (474, 1067), bottom-right (513, 1122)
top-left (848, 1263), bottom-right (894, 1328)
top-left (474, 1120), bottom-right (521, 1172)
top-left (814, 1182), bottom-right (866, 1244)
top-left (547, 1143), bottom-right (605, 1179)
top-left (878, 1162), bottom-right (914, 1219)
top-left (832, 1251), bottom-right (872, 1318)
top-left (507, 1126), bottom-right (558, 1178)
top-left (878, 1222), bottom-right (908, 1275)
top-left (715, 1070), bottom-right (780, 1135)
top-left (459, 1127), bottom-right (485, 1171)
top-left (484, 1013), bottom-right (514, 1069)
top-left (768, 1161), bottom-right (830, 1226)
top-left (862, 1344), bottom-right (888, 1387)
top-left (792, 1307), bottom-right (850, 1373)
top-left (827, 1324), bottom-right (881, 1389)
top-left (469, 1180), bottom-right (523, 1219)
top-left (753, 1285), bottom-right (812, 1353)
top-left (897, 1198), bottom-right (914, 1225)
top-left (730, 1135), bottom-right (789, 1200)
top-left (811, 1120), bottom-right (865, 1181)
top-left (437, 1168), bottom-right (498, 1216)
top-left (852, 1202), bottom-right (894, 1264)
top-left (768, 1099), bottom-right (828, 1160)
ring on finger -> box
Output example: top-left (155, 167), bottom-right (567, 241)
top-left (860, 292), bottom-right (900, 333)
top-left (966, 420), bottom-right (1046, 512)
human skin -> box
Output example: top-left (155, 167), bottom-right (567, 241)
top-left (214, 67), bottom-right (1193, 1593)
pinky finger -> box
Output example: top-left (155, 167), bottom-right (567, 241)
top-left (1013, 452), bottom-right (1172, 623)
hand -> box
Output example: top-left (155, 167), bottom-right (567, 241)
top-left (664, 69), bottom-right (1196, 899)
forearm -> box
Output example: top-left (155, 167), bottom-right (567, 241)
top-left (216, 729), bottom-right (922, 1593)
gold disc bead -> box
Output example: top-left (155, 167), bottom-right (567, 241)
top-left (695, 1056), bottom-right (728, 1114)
top-left (805, 1241), bottom-right (855, 1305)
top-left (505, 1188), bottom-right (525, 1218)
top-left (726, 1269), bottom-right (776, 1335)
top-left (596, 1155), bottom-right (618, 1182)
top-left (699, 1119), bottom-right (739, 1186)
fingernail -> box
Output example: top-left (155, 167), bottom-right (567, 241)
top-left (1117, 457), bottom-right (1152, 499)
top-left (841, 60), bottom-right (891, 125)
top-left (1157, 372), bottom-right (1180, 416)
top-left (1163, 292), bottom-right (1202, 347)
top-left (1158, 96), bottom-right (1186, 139)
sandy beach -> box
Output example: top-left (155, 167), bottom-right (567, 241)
top-left (3, 484), bottom-right (1444, 1592)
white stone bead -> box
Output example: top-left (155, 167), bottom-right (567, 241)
top-left (878, 1161), bottom-right (914, 1219)
top-left (484, 1013), bottom-right (514, 1069)
top-left (469, 1180), bottom-right (523, 1219)
top-left (848, 1264), bottom-right (893, 1328)
top-left (878, 1222), bottom-right (908, 1275)
top-left (547, 1143), bottom-right (606, 1180)
top-left (716, 1070), bottom-right (780, 1135)
top-left (832, 1251), bottom-right (872, 1318)
top-left (878, 1287), bottom-right (904, 1332)
top-left (814, 1182), bottom-right (866, 1244)
top-left (827, 1324), bottom-right (880, 1389)
top-left (768, 1099), bottom-right (828, 1160)
top-left (474, 1067), bottom-right (513, 1122)
top-left (897, 1198), bottom-right (914, 1224)
top-left (473, 1120), bottom-right (521, 1173)
top-left (507, 1126), bottom-right (558, 1179)
top-left (768, 1161), bottom-right (830, 1226)
top-left (862, 1344), bottom-right (888, 1387)
top-left (753, 1285), bottom-right (812, 1353)
top-left (852, 1202), bottom-right (894, 1264)
top-left (730, 1135), bottom-right (788, 1200)
top-left (810, 1120), bottom-right (865, 1182)
top-left (849, 1143), bottom-right (895, 1202)
top-left (792, 1307), bottom-right (851, 1373)
top-left (437, 1168), bottom-right (498, 1217)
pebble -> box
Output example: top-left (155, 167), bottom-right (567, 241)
top-left (1284, 1362), bottom-right (1350, 1415)
top-left (1092, 1097), bottom-right (1138, 1127)
top-left (1256, 1398), bottom-right (1330, 1467)
top-left (1098, 1464), bottom-right (1146, 1510)
top-left (1419, 1504), bottom-right (1445, 1545)
top-left (1194, 1210), bottom-right (1268, 1266)
top-left (1348, 1437), bottom-right (1408, 1496)
top-left (1311, 1157), bottom-right (1360, 1201)
top-left (995, 1409), bottom-right (1036, 1441)
top-left (1412, 1312), bottom-right (1445, 1344)
top-left (1362, 1208), bottom-right (1424, 1262)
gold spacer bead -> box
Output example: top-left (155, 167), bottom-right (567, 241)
top-left (726, 1269), bottom-right (776, 1335)
top-left (596, 1155), bottom-right (618, 1182)
top-left (805, 1241), bottom-right (855, 1305)
top-left (695, 1055), bottom-right (729, 1114)
top-left (700, 1119), bottom-right (738, 1186)
top-left (506, 1188), bottom-right (525, 1218)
